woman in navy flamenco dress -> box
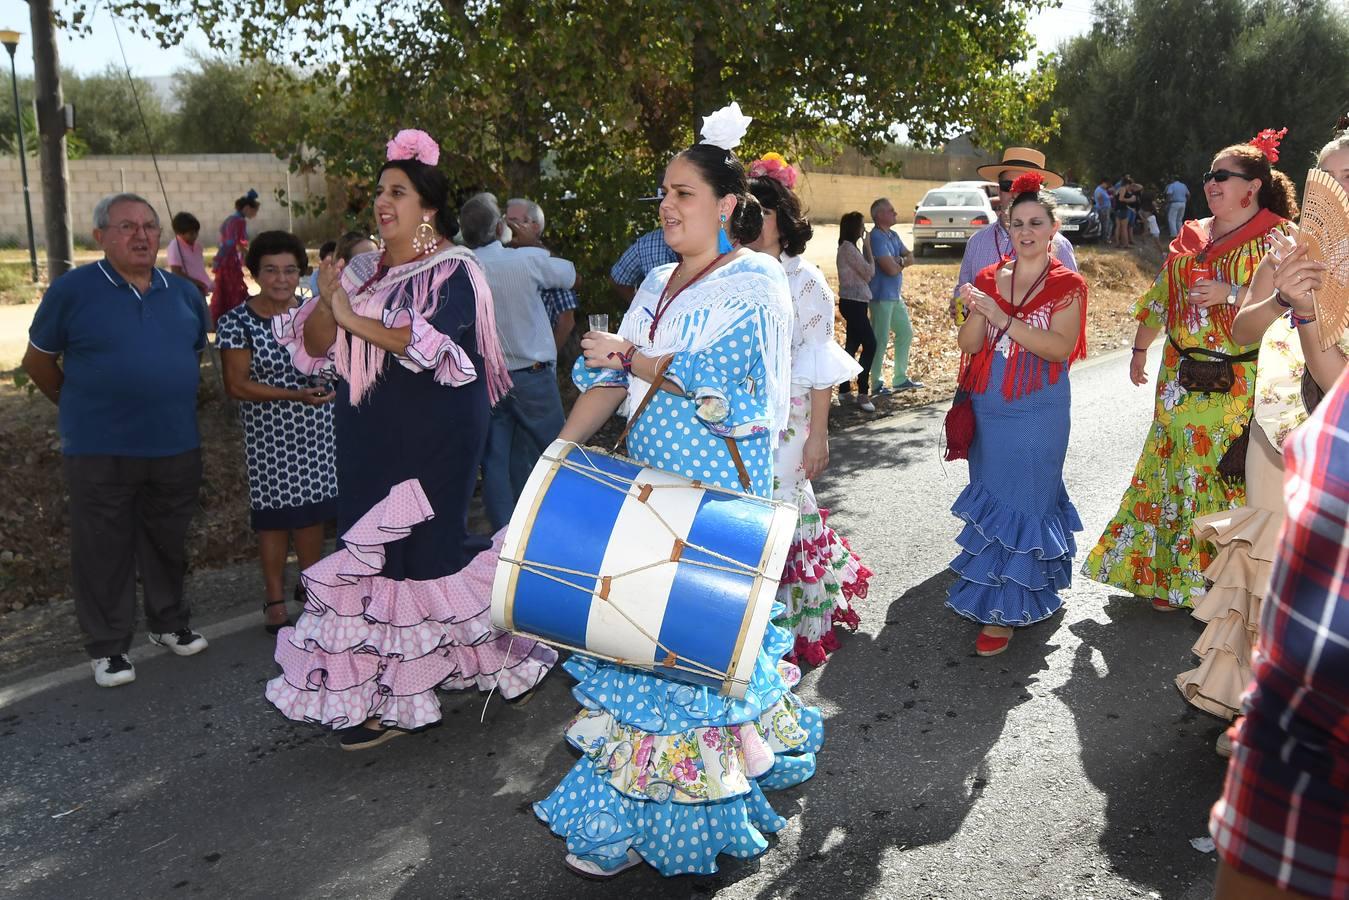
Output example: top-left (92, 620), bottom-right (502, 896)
top-left (531, 107), bottom-right (824, 879)
top-left (264, 130), bottom-right (555, 751)
top-left (949, 174), bottom-right (1088, 657)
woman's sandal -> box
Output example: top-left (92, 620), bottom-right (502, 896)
top-left (1151, 597), bottom-right (1181, 613)
top-left (975, 627), bottom-right (1012, 657)
top-left (563, 849), bottom-right (642, 880)
top-left (263, 599), bottom-right (292, 636)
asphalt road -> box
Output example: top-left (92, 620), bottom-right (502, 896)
top-left (0, 344), bottom-right (1229, 900)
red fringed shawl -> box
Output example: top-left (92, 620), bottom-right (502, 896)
top-left (958, 258), bottom-right (1088, 401)
top-left (1164, 208), bottom-right (1287, 336)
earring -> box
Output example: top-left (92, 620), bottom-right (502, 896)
top-left (411, 216), bottom-right (438, 255)
top-left (717, 213), bottom-right (733, 254)
top-left (1240, 194), bottom-right (1252, 209)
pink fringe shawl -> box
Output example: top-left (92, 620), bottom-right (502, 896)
top-left (336, 248), bottom-right (512, 406)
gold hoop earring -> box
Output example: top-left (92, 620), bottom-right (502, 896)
top-left (411, 218), bottom-right (438, 255)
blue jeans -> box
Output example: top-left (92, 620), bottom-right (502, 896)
top-left (482, 363), bottom-right (565, 532)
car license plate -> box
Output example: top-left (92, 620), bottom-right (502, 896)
top-left (1060, 224), bottom-right (1079, 231)
top-left (937, 231), bottom-right (964, 239)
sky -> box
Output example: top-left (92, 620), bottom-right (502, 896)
top-left (0, 1), bottom-right (1098, 80)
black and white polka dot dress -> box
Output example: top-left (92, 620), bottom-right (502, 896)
top-left (215, 301), bottom-right (338, 531)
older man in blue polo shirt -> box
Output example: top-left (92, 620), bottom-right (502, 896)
top-left (23, 193), bottom-right (210, 688)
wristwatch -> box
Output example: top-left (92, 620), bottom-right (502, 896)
top-left (1227, 282), bottom-right (1239, 304)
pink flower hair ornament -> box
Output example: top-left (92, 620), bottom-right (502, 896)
top-left (1248, 127), bottom-right (1288, 163)
top-left (748, 152), bottom-right (799, 190)
top-left (386, 129), bottom-right (441, 166)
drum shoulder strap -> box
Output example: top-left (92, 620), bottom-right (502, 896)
top-left (613, 355), bottom-right (753, 492)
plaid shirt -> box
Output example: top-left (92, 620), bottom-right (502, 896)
top-left (540, 287), bottom-right (578, 327)
top-left (1210, 367), bottom-right (1349, 898)
top-left (610, 228), bottom-right (677, 288)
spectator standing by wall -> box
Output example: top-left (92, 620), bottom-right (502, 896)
top-left (166, 212), bottom-right (213, 302)
top-left (866, 197), bottom-right (920, 393)
top-left (22, 193), bottom-right (210, 687)
top-left (1164, 175), bottom-right (1190, 238)
top-left (211, 190), bottom-right (260, 326)
top-left (835, 210), bottom-right (876, 411)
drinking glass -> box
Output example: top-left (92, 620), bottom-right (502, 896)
top-left (588, 313), bottom-right (610, 334)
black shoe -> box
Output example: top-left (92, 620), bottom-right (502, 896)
top-left (262, 600), bottom-right (292, 636)
top-left (338, 723), bottom-right (410, 751)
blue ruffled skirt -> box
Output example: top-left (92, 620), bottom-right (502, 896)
top-left (534, 606), bottom-right (824, 876)
top-left (946, 353), bottom-right (1081, 625)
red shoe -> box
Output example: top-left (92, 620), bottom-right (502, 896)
top-left (1151, 597), bottom-right (1181, 613)
top-left (975, 630), bottom-right (1012, 657)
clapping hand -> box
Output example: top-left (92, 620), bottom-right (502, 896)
top-left (317, 257), bottom-right (349, 318)
top-left (960, 283), bottom-right (1007, 328)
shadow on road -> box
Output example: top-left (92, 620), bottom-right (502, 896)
top-left (1054, 595), bottom-right (1224, 896)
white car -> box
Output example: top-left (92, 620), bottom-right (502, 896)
top-left (912, 182), bottom-right (998, 256)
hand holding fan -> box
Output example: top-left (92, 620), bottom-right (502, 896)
top-left (1298, 167), bottom-right (1349, 350)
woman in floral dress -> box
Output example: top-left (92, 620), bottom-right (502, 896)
top-left (747, 157), bottom-right (871, 666)
top-left (1177, 132), bottom-right (1347, 754)
top-left (1083, 138), bottom-right (1296, 611)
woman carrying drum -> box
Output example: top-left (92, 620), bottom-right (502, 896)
top-left (533, 104), bottom-right (825, 878)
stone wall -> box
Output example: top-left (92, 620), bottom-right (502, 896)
top-left (0, 153), bottom-right (327, 247)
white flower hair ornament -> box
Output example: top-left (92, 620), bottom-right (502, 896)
top-left (699, 102), bottom-right (752, 151)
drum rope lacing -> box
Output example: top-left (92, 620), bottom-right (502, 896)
top-left (498, 446), bottom-right (784, 685)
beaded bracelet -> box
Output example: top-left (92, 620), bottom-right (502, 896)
top-left (1290, 311), bottom-right (1317, 329)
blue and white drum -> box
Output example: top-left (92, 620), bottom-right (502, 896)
top-left (491, 440), bottom-right (797, 699)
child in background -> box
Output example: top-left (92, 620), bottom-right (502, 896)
top-left (167, 212), bottom-right (214, 300)
top-left (308, 240), bottom-right (337, 298)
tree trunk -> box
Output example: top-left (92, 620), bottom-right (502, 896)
top-left (29, 0), bottom-right (73, 278)
top-left (689, 20), bottom-right (723, 144)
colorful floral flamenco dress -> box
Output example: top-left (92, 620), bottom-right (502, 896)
top-left (1082, 210), bottom-right (1289, 609)
top-left (772, 252), bottom-right (871, 665)
top-left (264, 246), bottom-right (556, 730)
top-left (534, 252), bottom-right (825, 876)
top-left (210, 211), bottom-right (250, 325)
top-left (946, 259), bottom-right (1087, 627)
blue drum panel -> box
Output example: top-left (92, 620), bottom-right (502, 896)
top-left (510, 452), bottom-right (638, 647)
top-left (656, 492), bottom-right (773, 679)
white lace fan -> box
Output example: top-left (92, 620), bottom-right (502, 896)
top-left (1299, 167), bottom-right (1349, 351)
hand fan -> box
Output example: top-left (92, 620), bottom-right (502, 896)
top-left (1298, 167), bottom-right (1349, 351)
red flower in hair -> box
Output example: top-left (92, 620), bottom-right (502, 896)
top-left (1249, 127), bottom-right (1288, 163)
top-left (1010, 171), bottom-right (1045, 194)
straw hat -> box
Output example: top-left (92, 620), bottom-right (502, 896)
top-left (976, 147), bottom-right (1065, 189)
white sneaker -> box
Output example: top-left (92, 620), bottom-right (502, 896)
top-left (564, 849), bottom-right (642, 879)
top-left (859, 397), bottom-right (876, 412)
top-left (91, 655), bottom-right (136, 687)
top-left (148, 628), bottom-right (209, 656)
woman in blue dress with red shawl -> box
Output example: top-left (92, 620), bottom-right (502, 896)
top-left (948, 173), bottom-right (1088, 657)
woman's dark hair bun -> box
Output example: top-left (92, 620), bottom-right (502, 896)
top-left (730, 192), bottom-right (763, 246)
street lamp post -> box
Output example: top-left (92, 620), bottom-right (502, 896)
top-left (1, 29), bottom-right (39, 283)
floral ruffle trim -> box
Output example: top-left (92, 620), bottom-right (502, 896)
top-left (1174, 506), bottom-right (1279, 720)
top-left (381, 306), bottom-right (478, 387)
top-left (265, 482), bottom-right (556, 730)
top-left (776, 508), bottom-right (871, 666)
top-left (946, 481), bottom-right (1081, 627)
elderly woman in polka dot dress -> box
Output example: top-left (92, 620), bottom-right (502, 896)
top-left (532, 111), bottom-right (824, 879)
top-left (216, 230), bottom-right (338, 633)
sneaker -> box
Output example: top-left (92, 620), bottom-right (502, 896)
top-left (338, 723), bottom-right (409, 751)
top-left (91, 655), bottom-right (136, 688)
top-left (148, 628), bottom-right (209, 656)
top-left (858, 397), bottom-right (876, 412)
top-left (874, 385), bottom-right (894, 396)
top-left (564, 849), bottom-right (643, 880)
top-left (896, 379), bottom-right (925, 391)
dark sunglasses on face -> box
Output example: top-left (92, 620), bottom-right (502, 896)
top-left (998, 179), bottom-right (1016, 192)
top-left (1201, 168), bottom-right (1254, 184)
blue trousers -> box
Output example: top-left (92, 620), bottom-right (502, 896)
top-left (482, 363), bottom-right (565, 532)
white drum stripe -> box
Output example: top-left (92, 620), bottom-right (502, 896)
top-left (584, 464), bottom-right (706, 666)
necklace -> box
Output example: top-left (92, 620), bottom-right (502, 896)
top-left (648, 252), bottom-right (728, 341)
top-left (1198, 212), bottom-right (1257, 261)
top-left (1009, 254), bottom-right (1052, 309)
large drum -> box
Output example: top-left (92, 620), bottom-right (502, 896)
top-left (491, 440), bottom-right (796, 699)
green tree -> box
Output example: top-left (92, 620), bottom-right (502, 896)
top-left (75, 1), bottom-right (1062, 313)
top-left (170, 52), bottom-right (315, 153)
top-left (1046, 0), bottom-right (1349, 194)
top-left (0, 67), bottom-right (152, 156)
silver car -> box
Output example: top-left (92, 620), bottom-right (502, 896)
top-left (912, 185), bottom-right (996, 256)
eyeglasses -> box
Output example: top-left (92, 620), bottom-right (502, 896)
top-left (260, 266), bottom-right (301, 277)
top-left (114, 222), bottom-right (161, 236)
top-left (998, 180), bottom-right (1016, 192)
top-left (1201, 169), bottom-right (1254, 184)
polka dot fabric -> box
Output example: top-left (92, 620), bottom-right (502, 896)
top-left (215, 302), bottom-right (337, 523)
top-left (539, 262), bottom-right (823, 877)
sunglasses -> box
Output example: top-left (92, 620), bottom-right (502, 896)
top-left (998, 179), bottom-right (1016, 192)
top-left (1201, 168), bottom-right (1254, 184)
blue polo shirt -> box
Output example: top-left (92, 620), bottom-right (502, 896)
top-left (867, 227), bottom-right (908, 301)
top-left (28, 260), bottom-right (208, 457)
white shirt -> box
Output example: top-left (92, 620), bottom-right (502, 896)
top-left (472, 240), bottom-right (575, 368)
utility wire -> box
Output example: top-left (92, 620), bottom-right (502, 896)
top-left (107, 7), bottom-right (173, 218)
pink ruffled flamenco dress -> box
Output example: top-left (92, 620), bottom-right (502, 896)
top-left (263, 246), bottom-right (556, 734)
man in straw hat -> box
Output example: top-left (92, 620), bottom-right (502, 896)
top-left (952, 147), bottom-right (1079, 316)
